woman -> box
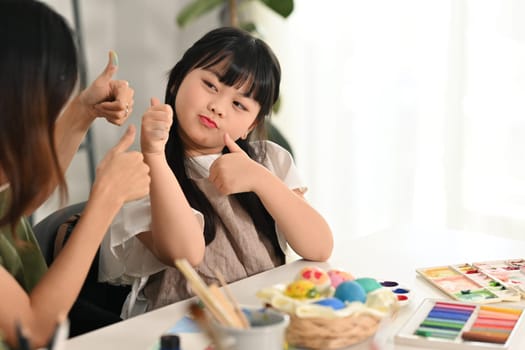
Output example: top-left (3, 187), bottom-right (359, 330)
top-left (0, 0), bottom-right (150, 348)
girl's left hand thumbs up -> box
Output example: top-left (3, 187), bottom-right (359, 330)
top-left (223, 132), bottom-right (246, 155)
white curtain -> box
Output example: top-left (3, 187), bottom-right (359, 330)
top-left (256, 0), bottom-right (525, 240)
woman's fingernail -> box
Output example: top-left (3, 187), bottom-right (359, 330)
top-left (110, 50), bottom-right (119, 67)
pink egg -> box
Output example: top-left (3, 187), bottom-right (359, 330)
top-left (328, 269), bottom-right (354, 288)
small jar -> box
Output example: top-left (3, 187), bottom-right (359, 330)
top-left (160, 334), bottom-right (180, 350)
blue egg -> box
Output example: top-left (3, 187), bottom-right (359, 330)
top-left (334, 281), bottom-right (366, 303)
top-left (313, 297), bottom-right (346, 310)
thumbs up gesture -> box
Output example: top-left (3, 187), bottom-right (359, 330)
top-left (141, 97), bottom-right (173, 155)
top-left (93, 125), bottom-right (150, 205)
top-left (209, 133), bottom-right (263, 195)
top-left (78, 51), bottom-right (135, 125)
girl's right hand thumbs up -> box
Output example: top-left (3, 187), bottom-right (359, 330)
top-left (141, 97), bottom-right (173, 155)
top-left (93, 124), bottom-right (150, 206)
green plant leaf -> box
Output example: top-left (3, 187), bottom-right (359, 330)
top-left (272, 95), bottom-right (281, 114)
top-left (240, 21), bottom-right (257, 32)
top-left (258, 0), bottom-right (294, 18)
top-left (176, 0), bottom-right (225, 27)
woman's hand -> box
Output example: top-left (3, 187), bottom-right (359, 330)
top-left (78, 51), bottom-right (134, 125)
top-left (92, 124), bottom-right (150, 206)
top-left (141, 97), bottom-right (173, 155)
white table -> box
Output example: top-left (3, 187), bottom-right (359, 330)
top-left (66, 227), bottom-right (525, 349)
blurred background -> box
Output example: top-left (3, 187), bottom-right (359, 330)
top-left (35, 0), bottom-right (525, 246)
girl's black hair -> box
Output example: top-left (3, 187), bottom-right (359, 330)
top-left (164, 27), bottom-right (282, 259)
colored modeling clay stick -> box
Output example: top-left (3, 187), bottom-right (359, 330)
top-left (420, 320), bottom-right (465, 330)
top-left (475, 314), bottom-right (518, 323)
top-left (472, 318), bottom-right (516, 329)
top-left (461, 330), bottom-right (509, 344)
top-left (425, 317), bottom-right (466, 325)
top-left (468, 327), bottom-right (511, 334)
top-left (432, 306), bottom-right (472, 315)
top-left (479, 305), bottom-right (522, 315)
top-left (477, 311), bottom-right (521, 320)
top-left (471, 325), bottom-right (514, 332)
top-left (433, 305), bottom-right (475, 313)
top-left (435, 301), bottom-right (476, 310)
top-left (429, 309), bottom-right (473, 318)
top-left (427, 310), bottom-right (471, 321)
top-left (415, 328), bottom-right (459, 339)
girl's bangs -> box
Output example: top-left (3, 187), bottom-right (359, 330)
top-left (199, 52), bottom-right (261, 101)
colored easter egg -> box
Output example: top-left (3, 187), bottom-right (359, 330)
top-left (285, 280), bottom-right (319, 299)
top-left (334, 281), bottom-right (366, 303)
top-left (296, 266), bottom-right (331, 293)
top-left (313, 297), bottom-right (346, 310)
top-left (327, 269), bottom-right (354, 288)
top-left (354, 277), bottom-right (382, 294)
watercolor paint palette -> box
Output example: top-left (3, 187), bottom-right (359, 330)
top-left (472, 259), bottom-right (525, 297)
top-left (378, 280), bottom-right (412, 306)
top-left (395, 299), bottom-right (525, 350)
top-left (416, 262), bottom-right (524, 303)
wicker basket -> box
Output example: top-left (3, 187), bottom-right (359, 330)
top-left (285, 313), bottom-right (381, 350)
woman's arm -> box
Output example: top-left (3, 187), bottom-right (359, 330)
top-left (0, 126), bottom-right (150, 348)
top-left (209, 134), bottom-right (333, 262)
top-left (55, 50), bottom-right (133, 172)
top-left (137, 98), bottom-right (204, 267)
top-left (28, 51), bottom-right (134, 213)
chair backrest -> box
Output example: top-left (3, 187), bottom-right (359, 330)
top-left (32, 201), bottom-right (130, 336)
top-left (33, 201), bottom-right (87, 265)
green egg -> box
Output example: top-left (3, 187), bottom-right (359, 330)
top-left (353, 277), bottom-right (382, 294)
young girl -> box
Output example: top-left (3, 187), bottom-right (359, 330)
top-left (0, 1), bottom-right (150, 348)
top-left (102, 27), bottom-right (333, 318)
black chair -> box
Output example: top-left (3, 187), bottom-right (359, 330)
top-left (34, 202), bottom-right (87, 266)
top-left (33, 202), bottom-right (130, 337)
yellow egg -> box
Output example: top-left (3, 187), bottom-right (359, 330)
top-left (285, 280), bottom-right (319, 299)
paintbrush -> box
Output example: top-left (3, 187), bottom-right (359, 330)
top-left (175, 259), bottom-right (241, 328)
top-left (213, 269), bottom-right (250, 329)
top-left (47, 315), bottom-right (69, 350)
top-left (189, 302), bottom-right (229, 350)
top-left (15, 321), bottom-right (31, 350)
top-left (207, 284), bottom-right (246, 329)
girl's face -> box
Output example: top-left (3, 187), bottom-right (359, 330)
top-left (175, 64), bottom-right (261, 156)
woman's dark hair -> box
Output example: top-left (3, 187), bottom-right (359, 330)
top-left (0, 0), bottom-right (78, 230)
top-left (164, 27), bottom-right (282, 258)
